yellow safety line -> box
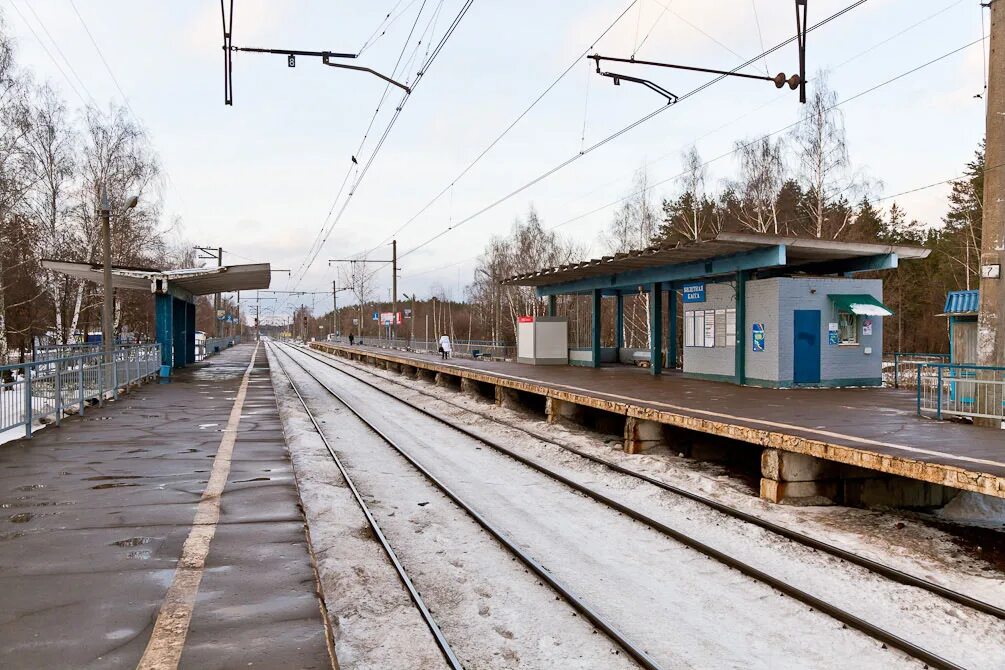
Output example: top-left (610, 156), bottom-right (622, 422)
top-left (136, 342), bottom-right (259, 670)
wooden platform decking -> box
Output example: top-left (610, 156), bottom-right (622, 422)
top-left (311, 342), bottom-right (1005, 500)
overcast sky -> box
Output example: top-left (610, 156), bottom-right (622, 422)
top-left (6, 0), bottom-right (988, 322)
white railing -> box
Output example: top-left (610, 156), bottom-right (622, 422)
top-left (888, 352), bottom-right (951, 389)
top-left (197, 336), bottom-right (241, 361)
top-left (0, 344), bottom-right (161, 439)
top-left (330, 336), bottom-right (515, 359)
top-left (916, 363), bottom-right (1005, 427)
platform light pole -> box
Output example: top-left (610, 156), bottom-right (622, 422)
top-left (977, 0), bottom-right (1005, 428)
top-left (100, 188), bottom-right (138, 385)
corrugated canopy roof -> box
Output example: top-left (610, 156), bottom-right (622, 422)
top-left (41, 260), bottom-right (272, 296)
top-left (941, 289), bottom-right (979, 316)
top-left (503, 232), bottom-right (930, 288)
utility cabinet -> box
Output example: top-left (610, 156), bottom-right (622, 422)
top-left (517, 316), bottom-right (568, 365)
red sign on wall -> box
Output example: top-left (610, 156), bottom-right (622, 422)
top-left (518, 316), bottom-right (534, 323)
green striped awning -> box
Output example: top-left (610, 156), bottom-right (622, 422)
top-left (828, 294), bottom-right (894, 317)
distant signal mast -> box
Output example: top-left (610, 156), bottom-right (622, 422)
top-left (219, 0), bottom-right (410, 106)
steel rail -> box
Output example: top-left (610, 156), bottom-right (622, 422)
top-left (290, 343), bottom-right (966, 670)
top-left (300, 344), bottom-right (1005, 622)
top-left (267, 344), bottom-right (463, 670)
top-left (273, 343), bottom-right (664, 670)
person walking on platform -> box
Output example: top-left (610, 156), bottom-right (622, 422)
top-left (438, 334), bottom-right (451, 359)
top-left (348, 333), bottom-right (355, 346)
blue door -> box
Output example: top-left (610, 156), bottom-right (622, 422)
top-left (793, 310), bottom-right (821, 384)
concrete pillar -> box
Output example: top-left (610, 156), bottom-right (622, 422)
top-left (546, 397), bottom-right (582, 425)
top-left (495, 385), bottom-right (521, 410)
top-left (760, 448), bottom-right (840, 505)
top-left (460, 377), bottom-right (482, 397)
top-left (624, 416), bottom-right (665, 454)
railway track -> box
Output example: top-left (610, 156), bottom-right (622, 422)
top-left (270, 342), bottom-right (663, 670)
top-left (285, 342), bottom-right (987, 670)
top-left (299, 343), bottom-right (1005, 623)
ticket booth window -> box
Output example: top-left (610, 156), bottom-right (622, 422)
top-left (837, 311), bottom-right (858, 344)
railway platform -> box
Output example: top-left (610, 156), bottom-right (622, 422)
top-left (312, 341), bottom-right (1005, 506)
top-left (0, 343), bottom-right (332, 669)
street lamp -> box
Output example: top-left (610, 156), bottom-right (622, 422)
top-left (101, 188), bottom-right (139, 386)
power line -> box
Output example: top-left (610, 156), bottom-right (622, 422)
top-left (400, 31), bottom-right (984, 281)
top-left (19, 1), bottom-right (96, 103)
top-left (288, 0), bottom-right (474, 293)
top-left (368, 0), bottom-right (641, 254)
top-left (397, 0), bottom-right (868, 264)
top-left (68, 0), bottom-right (138, 117)
top-left (7, 0), bottom-right (89, 105)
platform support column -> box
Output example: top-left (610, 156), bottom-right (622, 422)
top-left (184, 301), bottom-right (196, 365)
top-left (547, 294), bottom-right (557, 317)
top-left (668, 288), bottom-right (677, 370)
top-left (155, 293), bottom-right (173, 369)
top-left (591, 288), bottom-right (602, 368)
top-left (615, 292), bottom-right (624, 351)
top-left (734, 271), bottom-right (748, 385)
top-left (649, 282), bottom-right (662, 375)
top-left (172, 298), bottom-right (186, 369)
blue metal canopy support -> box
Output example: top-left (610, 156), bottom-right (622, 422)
top-left (668, 288), bottom-right (678, 370)
top-left (155, 292), bottom-right (197, 376)
top-left (155, 293), bottom-right (174, 370)
top-left (649, 282), bottom-right (662, 375)
top-left (734, 270), bottom-right (748, 385)
top-left (615, 292), bottom-right (625, 349)
top-left (591, 289), bottom-right (602, 368)
top-left (184, 301), bottom-right (196, 365)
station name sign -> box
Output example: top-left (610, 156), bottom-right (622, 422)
top-left (682, 282), bottom-right (706, 303)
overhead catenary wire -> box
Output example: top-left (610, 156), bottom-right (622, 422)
top-left (400, 27), bottom-right (984, 280)
top-left (366, 0), bottom-right (642, 255)
top-left (396, 0), bottom-right (870, 265)
top-left (68, 0), bottom-right (138, 118)
top-left (7, 0), bottom-right (89, 105)
top-left (284, 0), bottom-right (474, 316)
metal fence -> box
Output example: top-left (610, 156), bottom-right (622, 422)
top-left (916, 362), bottom-right (1005, 427)
top-left (0, 344), bottom-right (161, 439)
top-left (888, 352), bottom-right (951, 389)
top-left (197, 336), bottom-right (241, 361)
top-left (329, 336), bottom-right (515, 360)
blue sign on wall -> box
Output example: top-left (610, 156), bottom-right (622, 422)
top-left (372, 312), bottom-right (379, 321)
top-left (752, 323), bottom-right (765, 352)
top-left (682, 282), bottom-right (706, 303)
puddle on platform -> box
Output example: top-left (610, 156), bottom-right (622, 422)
top-left (83, 475), bottom-right (145, 481)
top-left (91, 482), bottom-right (140, 490)
top-left (235, 477), bottom-right (270, 483)
top-left (113, 536), bottom-right (152, 547)
top-left (8, 512), bottom-right (33, 523)
top-left (126, 449), bottom-right (148, 454)
top-left (198, 423), bottom-right (219, 430)
top-left (15, 484), bottom-right (44, 492)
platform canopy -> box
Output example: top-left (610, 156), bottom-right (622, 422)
top-left (503, 232), bottom-right (930, 295)
top-left (41, 260), bottom-right (272, 297)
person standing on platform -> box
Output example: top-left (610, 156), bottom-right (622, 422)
top-left (348, 333), bottom-right (354, 346)
top-left (438, 334), bottom-right (451, 359)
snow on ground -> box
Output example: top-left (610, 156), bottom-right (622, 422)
top-left (938, 492), bottom-right (1005, 528)
top-left (308, 346), bottom-right (1005, 669)
top-left (269, 346), bottom-right (638, 670)
top-left (286, 346), bottom-right (931, 670)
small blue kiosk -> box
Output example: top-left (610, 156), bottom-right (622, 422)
top-left (42, 260), bottom-right (271, 374)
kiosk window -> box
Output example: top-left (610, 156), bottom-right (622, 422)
top-left (838, 311), bottom-right (858, 344)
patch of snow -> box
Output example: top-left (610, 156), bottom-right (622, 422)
top-left (938, 492), bottom-right (1005, 527)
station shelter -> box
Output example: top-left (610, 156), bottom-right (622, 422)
top-left (938, 289), bottom-right (979, 365)
top-left (41, 260), bottom-right (271, 374)
top-left (504, 232), bottom-right (930, 388)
